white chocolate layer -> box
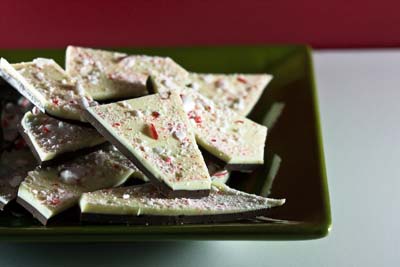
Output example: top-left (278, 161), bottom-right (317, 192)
top-left (151, 76), bottom-right (267, 165)
top-left (21, 111), bottom-right (106, 162)
top-left (189, 73), bottom-right (272, 116)
top-left (86, 92), bottom-right (211, 191)
top-left (17, 148), bottom-right (135, 221)
top-left (0, 58), bottom-right (91, 122)
top-left (80, 182), bottom-right (285, 216)
top-left (66, 46), bottom-right (187, 101)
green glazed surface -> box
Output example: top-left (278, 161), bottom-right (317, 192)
top-left (0, 45), bottom-right (331, 241)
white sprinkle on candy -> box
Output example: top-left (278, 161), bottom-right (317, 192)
top-left (203, 75), bottom-right (213, 83)
top-left (118, 101), bottom-right (132, 109)
top-left (33, 58), bottom-right (53, 68)
top-left (152, 147), bottom-right (164, 154)
top-left (122, 194), bottom-right (130, 199)
top-left (59, 169), bottom-right (79, 184)
top-left (159, 91), bottom-right (171, 100)
top-left (181, 94), bottom-right (195, 112)
top-left (173, 130), bottom-right (186, 142)
top-left (80, 65), bottom-right (92, 76)
top-left (34, 72), bottom-right (45, 81)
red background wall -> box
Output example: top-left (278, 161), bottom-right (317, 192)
top-left (0, 0), bottom-right (398, 49)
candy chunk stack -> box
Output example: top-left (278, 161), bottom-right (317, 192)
top-left (0, 46), bottom-right (284, 225)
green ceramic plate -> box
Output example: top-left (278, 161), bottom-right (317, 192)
top-left (0, 45), bottom-right (330, 241)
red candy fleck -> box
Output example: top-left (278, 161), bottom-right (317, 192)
top-left (235, 120), bottom-right (244, 124)
top-left (152, 111), bottom-right (160, 118)
top-left (194, 116), bottom-right (202, 123)
top-left (112, 122), bottom-right (121, 127)
top-left (42, 126), bottom-right (50, 133)
top-left (214, 170), bottom-right (228, 177)
top-left (49, 197), bottom-right (60, 205)
top-left (149, 123), bottom-right (159, 140)
top-left (164, 157), bottom-right (172, 164)
top-left (211, 138), bottom-right (217, 142)
top-left (52, 98), bottom-right (59, 105)
top-left (237, 77), bottom-right (247, 84)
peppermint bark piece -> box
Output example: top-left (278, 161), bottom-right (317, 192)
top-left (84, 92), bottom-right (211, 198)
top-left (66, 46), bottom-right (188, 101)
top-left (189, 73), bottom-right (272, 116)
top-left (79, 182), bottom-right (285, 225)
top-left (0, 148), bottom-right (37, 209)
top-left (66, 46), bottom-right (146, 101)
top-left (19, 110), bottom-right (106, 165)
top-left (149, 76), bottom-right (268, 170)
top-left (263, 102), bottom-right (285, 130)
top-left (16, 148), bottom-right (135, 225)
top-left (0, 58), bottom-right (92, 122)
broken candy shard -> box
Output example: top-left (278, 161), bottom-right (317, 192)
top-left (211, 170), bottom-right (230, 184)
top-left (206, 159), bottom-right (230, 184)
top-left (189, 73), bottom-right (272, 116)
top-left (79, 182), bottom-right (285, 225)
top-left (149, 76), bottom-right (268, 169)
top-left (16, 147), bottom-right (136, 225)
top-left (263, 102), bottom-right (285, 130)
top-left (65, 46), bottom-right (187, 101)
top-left (0, 57), bottom-right (92, 122)
top-left (84, 92), bottom-right (211, 197)
top-left (19, 111), bottom-right (106, 165)
top-left (260, 154), bottom-right (282, 197)
top-left (0, 148), bottom-right (37, 210)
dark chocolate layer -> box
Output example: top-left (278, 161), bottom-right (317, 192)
top-left (16, 196), bottom-right (49, 225)
top-left (80, 208), bottom-right (271, 225)
top-left (43, 112), bottom-right (92, 127)
top-left (200, 148), bottom-right (261, 172)
top-left (82, 109), bottom-right (210, 199)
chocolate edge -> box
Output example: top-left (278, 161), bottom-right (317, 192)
top-left (80, 208), bottom-right (272, 225)
top-left (16, 196), bottom-right (48, 225)
top-left (200, 148), bottom-right (261, 172)
top-left (43, 112), bottom-right (93, 127)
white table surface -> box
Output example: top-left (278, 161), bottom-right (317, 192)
top-left (0, 50), bottom-right (399, 266)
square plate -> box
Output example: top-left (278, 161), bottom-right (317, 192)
top-left (0, 45), bottom-right (331, 241)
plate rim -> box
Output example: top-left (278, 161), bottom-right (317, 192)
top-left (0, 45), bottom-right (331, 241)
